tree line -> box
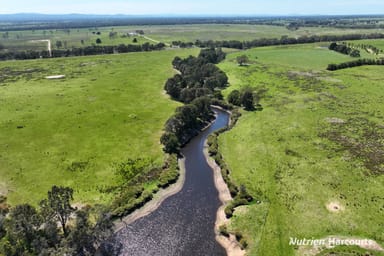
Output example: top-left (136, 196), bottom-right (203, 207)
top-left (0, 186), bottom-right (118, 256)
top-left (0, 42), bottom-right (166, 61)
top-left (194, 33), bottom-right (384, 49)
top-left (161, 48), bottom-right (228, 154)
top-left (327, 58), bottom-right (384, 71)
top-left (328, 42), bottom-right (360, 57)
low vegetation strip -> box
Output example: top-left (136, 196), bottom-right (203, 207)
top-left (195, 33), bottom-right (384, 49)
top-left (327, 57), bottom-right (384, 70)
top-left (0, 42), bottom-right (166, 61)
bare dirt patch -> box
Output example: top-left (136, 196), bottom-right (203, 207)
top-left (326, 201), bottom-right (345, 213)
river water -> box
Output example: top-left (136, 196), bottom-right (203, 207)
top-left (113, 109), bottom-right (229, 256)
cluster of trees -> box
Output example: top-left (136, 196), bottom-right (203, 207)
top-left (328, 42), bottom-right (360, 57)
top-left (194, 33), bottom-right (384, 49)
top-left (227, 87), bottom-right (262, 111)
top-left (164, 48), bottom-right (227, 103)
top-left (161, 48), bottom-right (228, 154)
top-left (0, 42), bottom-right (166, 61)
top-left (327, 58), bottom-right (384, 71)
top-left (171, 41), bottom-right (194, 48)
top-left (0, 186), bottom-right (118, 256)
top-left (161, 97), bottom-right (213, 154)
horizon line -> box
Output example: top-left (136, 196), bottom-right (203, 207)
top-left (1, 12), bottom-right (384, 17)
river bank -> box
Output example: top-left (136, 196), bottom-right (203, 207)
top-left (111, 108), bottom-right (231, 255)
top-left (114, 157), bottom-right (186, 232)
top-left (113, 106), bottom-right (227, 232)
top-left (204, 141), bottom-right (246, 256)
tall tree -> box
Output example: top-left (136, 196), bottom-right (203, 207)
top-left (227, 90), bottom-right (241, 106)
top-left (160, 132), bottom-right (181, 154)
top-left (241, 88), bottom-right (255, 110)
top-left (41, 186), bottom-right (75, 236)
top-left (4, 204), bottom-right (41, 254)
top-left (236, 55), bottom-right (249, 66)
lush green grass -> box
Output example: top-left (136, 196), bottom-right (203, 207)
top-left (0, 48), bottom-right (199, 206)
top-left (218, 43), bottom-right (384, 255)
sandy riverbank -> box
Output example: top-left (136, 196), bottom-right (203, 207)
top-left (114, 107), bottom-right (243, 255)
top-left (204, 145), bottom-right (246, 256)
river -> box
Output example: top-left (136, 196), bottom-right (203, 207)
top-left (113, 108), bottom-right (229, 256)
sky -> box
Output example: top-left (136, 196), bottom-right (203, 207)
top-left (0, 0), bottom-right (384, 15)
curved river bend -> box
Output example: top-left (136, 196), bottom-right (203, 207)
top-left (114, 109), bottom-right (229, 256)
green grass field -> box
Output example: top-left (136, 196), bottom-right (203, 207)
top-left (2, 24), bottom-right (384, 52)
top-left (0, 48), bottom-right (198, 206)
top-left (0, 27), bottom-right (153, 52)
top-left (218, 42), bottom-right (384, 255)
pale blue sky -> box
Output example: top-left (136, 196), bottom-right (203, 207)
top-left (1, 0), bottom-right (384, 15)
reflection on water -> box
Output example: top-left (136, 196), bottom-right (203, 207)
top-left (113, 109), bottom-right (229, 256)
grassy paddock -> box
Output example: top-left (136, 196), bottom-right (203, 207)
top-left (217, 42), bottom-right (384, 255)
top-left (2, 24), bottom-right (384, 52)
top-left (0, 27), bottom-right (153, 52)
top-left (0, 48), bottom-right (199, 206)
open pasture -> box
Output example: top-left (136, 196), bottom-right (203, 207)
top-left (0, 48), bottom-right (198, 206)
top-left (218, 42), bottom-right (384, 255)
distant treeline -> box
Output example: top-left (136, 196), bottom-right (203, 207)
top-left (327, 58), bottom-right (384, 71)
top-left (0, 42), bottom-right (165, 61)
top-left (2, 14), bottom-right (384, 31)
top-left (161, 48), bottom-right (229, 154)
top-left (194, 33), bottom-right (384, 49)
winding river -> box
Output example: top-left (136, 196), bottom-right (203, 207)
top-left (113, 109), bottom-right (229, 255)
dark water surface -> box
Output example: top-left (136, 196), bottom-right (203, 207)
top-left (114, 109), bottom-right (229, 256)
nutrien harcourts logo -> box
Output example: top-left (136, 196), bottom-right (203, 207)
top-left (289, 237), bottom-right (374, 247)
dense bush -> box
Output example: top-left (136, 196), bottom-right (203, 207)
top-left (162, 48), bottom-right (229, 154)
top-left (218, 225), bottom-right (230, 238)
top-left (165, 48), bottom-right (228, 104)
top-left (328, 42), bottom-right (360, 57)
top-left (0, 187), bottom-right (117, 256)
top-left (327, 58), bottom-right (384, 71)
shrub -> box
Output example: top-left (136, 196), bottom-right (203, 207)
top-left (219, 225), bottom-right (230, 238)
